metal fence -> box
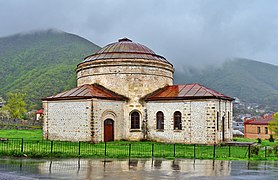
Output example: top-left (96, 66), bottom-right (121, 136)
top-left (0, 139), bottom-right (277, 159)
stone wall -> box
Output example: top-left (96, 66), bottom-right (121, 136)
top-left (76, 58), bottom-right (174, 142)
top-left (91, 98), bottom-right (125, 142)
top-left (43, 98), bottom-right (233, 144)
top-left (76, 59), bottom-right (174, 101)
top-left (214, 100), bottom-right (233, 143)
top-left (43, 99), bottom-right (92, 141)
top-left (145, 99), bottom-right (233, 144)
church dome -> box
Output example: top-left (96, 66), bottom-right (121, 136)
top-left (83, 38), bottom-right (171, 64)
top-left (76, 38), bottom-right (174, 101)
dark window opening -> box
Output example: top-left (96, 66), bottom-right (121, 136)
top-left (174, 111), bottom-right (182, 130)
top-left (131, 112), bottom-right (140, 129)
top-left (257, 127), bottom-right (261, 134)
top-left (265, 127), bottom-right (268, 134)
top-left (156, 111), bottom-right (164, 130)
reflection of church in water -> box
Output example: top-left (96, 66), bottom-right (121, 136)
top-left (36, 159), bottom-right (231, 179)
top-left (43, 38), bottom-right (234, 144)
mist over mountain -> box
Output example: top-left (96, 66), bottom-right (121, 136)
top-left (0, 29), bottom-right (277, 111)
top-left (174, 58), bottom-right (278, 108)
top-left (0, 29), bottom-right (100, 109)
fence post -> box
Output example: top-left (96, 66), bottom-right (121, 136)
top-left (50, 141), bottom-right (53, 154)
top-left (174, 144), bottom-right (176, 157)
top-left (104, 142), bottom-right (107, 157)
top-left (129, 144), bottom-right (131, 158)
top-left (228, 145), bottom-right (231, 157)
top-left (213, 144), bottom-right (216, 158)
top-left (21, 138), bottom-right (24, 153)
top-left (248, 145), bottom-right (251, 159)
top-left (152, 144), bottom-right (154, 157)
top-left (78, 141), bottom-right (81, 156)
top-left (194, 144), bottom-right (196, 159)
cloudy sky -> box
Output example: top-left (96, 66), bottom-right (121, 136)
top-left (0, 0), bottom-right (278, 68)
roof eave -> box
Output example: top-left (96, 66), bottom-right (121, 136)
top-left (42, 96), bottom-right (128, 102)
top-left (145, 96), bottom-right (234, 101)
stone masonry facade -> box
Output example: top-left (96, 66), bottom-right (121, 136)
top-left (146, 100), bottom-right (233, 144)
top-left (43, 100), bottom-right (92, 141)
top-left (43, 38), bottom-right (234, 144)
top-left (43, 98), bottom-right (232, 144)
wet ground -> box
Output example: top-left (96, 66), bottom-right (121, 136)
top-left (0, 158), bottom-right (277, 179)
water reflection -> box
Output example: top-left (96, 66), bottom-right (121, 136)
top-left (0, 158), bottom-right (277, 179)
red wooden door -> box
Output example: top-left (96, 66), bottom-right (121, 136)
top-left (104, 119), bottom-right (114, 142)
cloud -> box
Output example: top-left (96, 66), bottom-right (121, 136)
top-left (0, 0), bottom-right (278, 67)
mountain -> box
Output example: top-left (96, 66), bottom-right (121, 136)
top-left (1, 30), bottom-right (277, 111)
top-left (174, 58), bottom-right (278, 108)
top-left (0, 29), bottom-right (101, 110)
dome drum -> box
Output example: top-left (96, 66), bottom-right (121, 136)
top-left (76, 38), bottom-right (174, 99)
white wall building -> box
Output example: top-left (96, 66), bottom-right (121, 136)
top-left (43, 38), bottom-right (234, 144)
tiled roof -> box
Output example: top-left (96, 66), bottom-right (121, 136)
top-left (244, 116), bottom-right (274, 125)
top-left (83, 38), bottom-right (172, 65)
top-left (144, 83), bottom-right (234, 101)
top-left (36, 109), bottom-right (43, 114)
top-left (42, 84), bottom-right (128, 101)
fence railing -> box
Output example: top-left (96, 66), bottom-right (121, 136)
top-left (0, 139), bottom-right (277, 159)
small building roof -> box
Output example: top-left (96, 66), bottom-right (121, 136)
top-left (144, 83), bottom-right (234, 101)
top-left (244, 115), bottom-right (274, 125)
top-left (36, 109), bottom-right (43, 114)
top-left (42, 84), bottom-right (128, 101)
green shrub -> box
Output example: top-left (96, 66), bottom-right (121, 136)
top-left (274, 144), bottom-right (278, 154)
top-left (251, 146), bottom-right (260, 156)
top-left (269, 134), bottom-right (275, 142)
top-left (257, 138), bottom-right (262, 144)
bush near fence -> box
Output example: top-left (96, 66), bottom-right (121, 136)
top-left (0, 139), bottom-right (278, 160)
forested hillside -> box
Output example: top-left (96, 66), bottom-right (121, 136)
top-left (174, 58), bottom-right (278, 107)
top-left (0, 29), bottom-right (100, 109)
top-left (1, 29), bottom-right (277, 111)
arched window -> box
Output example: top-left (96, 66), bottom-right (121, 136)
top-left (131, 111), bottom-right (140, 129)
top-left (174, 111), bottom-right (182, 130)
top-left (156, 111), bottom-right (164, 129)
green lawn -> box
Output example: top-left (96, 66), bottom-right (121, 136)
top-left (234, 137), bottom-right (277, 147)
top-left (0, 130), bottom-right (277, 160)
top-left (0, 129), bottom-right (43, 140)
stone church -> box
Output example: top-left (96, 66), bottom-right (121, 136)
top-left (42, 38), bottom-right (234, 144)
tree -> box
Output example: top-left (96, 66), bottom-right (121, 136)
top-left (269, 112), bottom-right (278, 138)
top-left (4, 92), bottom-right (27, 119)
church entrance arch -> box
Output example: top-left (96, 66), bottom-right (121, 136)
top-left (104, 119), bottom-right (114, 142)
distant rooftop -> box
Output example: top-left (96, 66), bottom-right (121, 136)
top-left (244, 114), bottom-right (274, 125)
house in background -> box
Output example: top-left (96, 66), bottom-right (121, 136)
top-left (36, 109), bottom-right (43, 120)
top-left (244, 114), bottom-right (274, 139)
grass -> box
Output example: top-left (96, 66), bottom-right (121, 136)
top-left (0, 129), bottom-right (43, 140)
top-left (234, 137), bottom-right (277, 147)
top-left (0, 130), bottom-right (277, 160)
